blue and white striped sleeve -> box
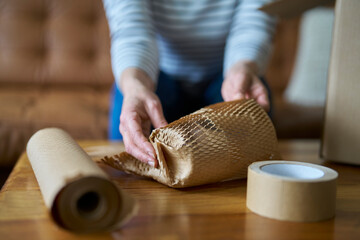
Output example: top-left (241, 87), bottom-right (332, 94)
top-left (103, 0), bottom-right (159, 86)
top-left (224, 0), bottom-right (277, 76)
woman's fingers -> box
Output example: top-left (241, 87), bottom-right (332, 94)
top-left (222, 72), bottom-right (251, 101)
top-left (120, 111), bottom-right (158, 167)
top-left (117, 69), bottom-right (164, 168)
top-left (222, 70), bottom-right (270, 112)
top-left (257, 94), bottom-right (270, 112)
top-left (119, 92), bottom-right (168, 168)
top-left (250, 77), bottom-right (270, 112)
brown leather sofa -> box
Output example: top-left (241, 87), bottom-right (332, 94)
top-left (0, 0), bottom-right (324, 186)
top-left (0, 0), bottom-right (113, 182)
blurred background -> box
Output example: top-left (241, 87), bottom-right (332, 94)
top-left (0, 0), bottom-right (334, 186)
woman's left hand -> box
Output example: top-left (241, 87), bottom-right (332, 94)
top-left (221, 61), bottom-right (269, 112)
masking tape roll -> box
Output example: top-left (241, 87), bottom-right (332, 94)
top-left (246, 161), bottom-right (338, 222)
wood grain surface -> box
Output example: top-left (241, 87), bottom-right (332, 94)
top-left (0, 140), bottom-right (359, 240)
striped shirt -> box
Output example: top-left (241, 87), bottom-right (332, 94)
top-left (103, 0), bottom-right (276, 85)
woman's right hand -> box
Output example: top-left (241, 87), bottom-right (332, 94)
top-left (119, 68), bottom-right (168, 167)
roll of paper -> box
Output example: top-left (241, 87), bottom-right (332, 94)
top-left (246, 160), bottom-right (338, 222)
top-left (26, 128), bottom-right (137, 233)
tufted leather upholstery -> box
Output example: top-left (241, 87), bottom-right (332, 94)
top-left (0, 0), bottom-right (113, 168)
top-left (0, 0), bottom-right (113, 86)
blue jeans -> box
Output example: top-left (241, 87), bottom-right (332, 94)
top-left (109, 71), bottom-right (272, 140)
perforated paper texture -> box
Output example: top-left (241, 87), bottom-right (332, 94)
top-left (103, 99), bottom-right (281, 188)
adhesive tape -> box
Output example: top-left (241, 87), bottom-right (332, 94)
top-left (246, 161), bottom-right (338, 222)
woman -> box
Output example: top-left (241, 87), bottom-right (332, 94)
top-left (103, 0), bottom-right (276, 167)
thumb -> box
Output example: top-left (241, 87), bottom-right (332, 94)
top-left (227, 73), bottom-right (251, 101)
top-left (228, 92), bottom-right (244, 101)
top-left (236, 72), bottom-right (252, 97)
top-left (145, 98), bottom-right (168, 128)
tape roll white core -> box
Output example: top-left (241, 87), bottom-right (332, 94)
top-left (261, 163), bottom-right (325, 179)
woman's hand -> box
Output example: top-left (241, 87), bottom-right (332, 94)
top-left (221, 61), bottom-right (269, 111)
top-left (119, 68), bottom-right (168, 167)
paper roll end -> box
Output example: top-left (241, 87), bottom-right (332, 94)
top-left (52, 176), bottom-right (135, 233)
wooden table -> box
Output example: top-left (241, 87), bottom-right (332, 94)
top-left (0, 140), bottom-right (360, 240)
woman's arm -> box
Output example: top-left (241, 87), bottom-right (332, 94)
top-left (103, 0), bottom-right (159, 86)
top-left (222, 0), bottom-right (277, 110)
top-left (103, 0), bottom-right (166, 167)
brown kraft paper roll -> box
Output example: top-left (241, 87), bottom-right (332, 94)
top-left (26, 128), bottom-right (137, 233)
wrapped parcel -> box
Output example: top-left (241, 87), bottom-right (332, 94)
top-left (103, 99), bottom-right (281, 188)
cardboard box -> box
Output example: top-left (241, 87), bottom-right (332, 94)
top-left (321, 0), bottom-right (360, 165)
top-left (261, 0), bottom-right (360, 165)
